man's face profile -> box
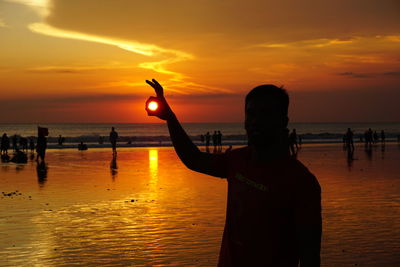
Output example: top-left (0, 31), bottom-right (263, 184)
top-left (245, 97), bottom-right (288, 146)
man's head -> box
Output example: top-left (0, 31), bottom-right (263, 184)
top-left (245, 85), bottom-right (289, 147)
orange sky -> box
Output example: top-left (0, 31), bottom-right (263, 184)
top-left (0, 0), bottom-right (399, 123)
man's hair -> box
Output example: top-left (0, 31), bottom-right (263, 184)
top-left (245, 84), bottom-right (289, 116)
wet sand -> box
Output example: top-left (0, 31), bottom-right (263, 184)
top-left (1, 144), bottom-right (399, 266)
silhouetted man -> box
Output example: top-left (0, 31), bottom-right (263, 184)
top-left (289, 129), bottom-right (298, 156)
top-left (380, 130), bottom-right (385, 144)
top-left (58, 135), bottom-right (65, 146)
top-left (345, 128), bottom-right (355, 152)
top-left (146, 79), bottom-right (321, 267)
top-left (29, 138), bottom-right (35, 153)
top-left (36, 127), bottom-right (48, 162)
top-left (212, 131), bottom-right (218, 151)
top-left (205, 132), bottom-right (211, 150)
top-left (12, 134), bottom-right (18, 152)
top-left (217, 130), bottom-right (223, 151)
top-left (1, 133), bottom-right (10, 155)
top-left (109, 127), bottom-right (118, 154)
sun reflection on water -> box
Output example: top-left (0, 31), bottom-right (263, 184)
top-left (149, 149), bottom-right (158, 182)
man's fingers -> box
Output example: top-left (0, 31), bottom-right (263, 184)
top-left (152, 79), bottom-right (161, 87)
top-left (146, 79), bottom-right (164, 97)
top-left (146, 80), bottom-right (155, 87)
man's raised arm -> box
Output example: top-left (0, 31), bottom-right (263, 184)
top-left (145, 79), bottom-right (227, 178)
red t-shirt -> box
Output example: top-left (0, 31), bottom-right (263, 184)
top-left (214, 146), bottom-right (321, 267)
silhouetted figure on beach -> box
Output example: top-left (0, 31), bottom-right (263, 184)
top-left (109, 127), bottom-right (118, 154)
top-left (380, 130), bottom-right (385, 145)
top-left (373, 131), bottom-right (379, 143)
top-left (217, 130), bottom-right (223, 151)
top-left (205, 132), bottom-right (211, 151)
top-left (58, 135), bottom-right (65, 146)
top-left (12, 134), bottom-right (18, 152)
top-left (345, 128), bottom-right (355, 153)
top-left (1, 133), bottom-right (10, 155)
top-left (19, 137), bottom-right (28, 152)
top-left (146, 79), bottom-right (321, 267)
top-left (36, 127), bottom-right (48, 163)
top-left (212, 131), bottom-right (218, 152)
top-left (29, 138), bottom-right (35, 153)
top-left (289, 129), bottom-right (298, 156)
top-left (298, 135), bottom-right (302, 148)
top-left (78, 141), bottom-right (88, 151)
top-left (200, 134), bottom-right (205, 145)
top-left (99, 136), bottom-right (104, 144)
top-left (365, 128), bottom-right (373, 148)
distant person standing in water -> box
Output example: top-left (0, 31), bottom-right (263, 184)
top-left (217, 130), bottom-right (223, 151)
top-left (289, 129), bottom-right (298, 156)
top-left (373, 131), bottom-right (379, 143)
top-left (36, 127), bottom-right (48, 162)
top-left (1, 133), bottom-right (10, 155)
top-left (205, 132), bottom-right (211, 150)
top-left (365, 128), bottom-right (373, 147)
top-left (58, 135), bottom-right (65, 146)
top-left (345, 128), bottom-right (355, 152)
top-left (109, 127), bottom-right (119, 154)
top-left (29, 138), bottom-right (35, 153)
top-left (12, 134), bottom-right (18, 152)
top-left (200, 134), bottom-right (205, 145)
top-left (212, 131), bottom-right (218, 151)
top-left (380, 130), bottom-right (385, 144)
top-left (145, 79), bottom-right (321, 267)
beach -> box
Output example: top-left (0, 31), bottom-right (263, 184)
top-left (1, 144), bottom-right (399, 266)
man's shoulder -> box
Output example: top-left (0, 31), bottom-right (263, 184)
top-left (288, 158), bottom-right (320, 191)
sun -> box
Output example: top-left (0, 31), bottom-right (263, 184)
top-left (147, 101), bottom-right (158, 111)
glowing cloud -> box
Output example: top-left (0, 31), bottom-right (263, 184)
top-left (256, 38), bottom-right (355, 49)
top-left (6, 0), bottom-right (51, 16)
top-left (7, 0), bottom-right (194, 83)
top-left (28, 23), bottom-right (194, 85)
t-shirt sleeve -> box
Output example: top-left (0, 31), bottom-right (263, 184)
top-left (293, 169), bottom-right (322, 265)
top-left (294, 171), bottom-right (321, 225)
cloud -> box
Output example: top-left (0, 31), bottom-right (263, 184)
top-left (337, 71), bottom-right (400, 79)
top-left (337, 72), bottom-right (375, 78)
top-left (0, 93), bottom-right (142, 110)
top-left (5, 0), bottom-right (51, 16)
top-left (255, 38), bottom-right (355, 49)
top-left (27, 67), bottom-right (80, 73)
top-left (44, 0), bottom-right (400, 44)
top-left (383, 71), bottom-right (400, 77)
top-left (7, 0), bottom-right (194, 86)
top-left (28, 22), bottom-right (193, 79)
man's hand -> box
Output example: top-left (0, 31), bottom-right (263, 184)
top-left (145, 79), bottom-right (174, 120)
top-left (145, 79), bottom-right (226, 178)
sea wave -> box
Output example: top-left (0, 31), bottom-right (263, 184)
top-left (8, 132), bottom-right (400, 148)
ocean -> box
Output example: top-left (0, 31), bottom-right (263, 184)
top-left (0, 122), bottom-right (399, 147)
top-left (1, 145), bottom-right (400, 266)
